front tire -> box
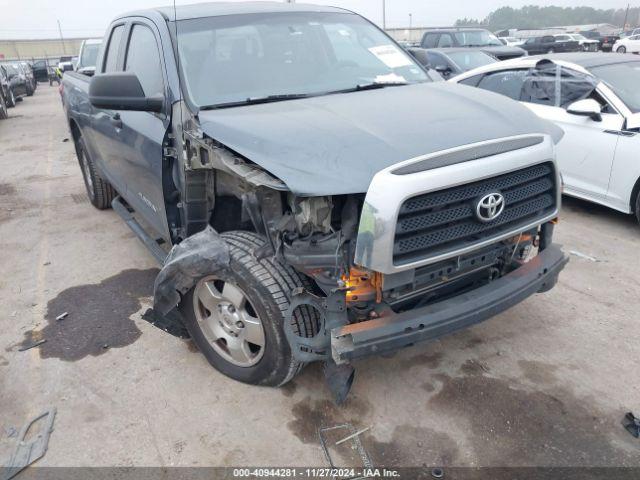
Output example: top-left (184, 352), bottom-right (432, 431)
top-left (0, 94), bottom-right (7, 120)
top-left (180, 231), bottom-right (319, 387)
top-left (7, 90), bottom-right (15, 108)
top-left (74, 134), bottom-right (116, 209)
top-left (635, 190), bottom-right (640, 225)
top-left (617, 46), bottom-right (626, 53)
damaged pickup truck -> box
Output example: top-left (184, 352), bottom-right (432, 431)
top-left (61, 2), bottom-right (568, 400)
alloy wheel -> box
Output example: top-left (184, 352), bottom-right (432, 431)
top-left (193, 276), bottom-right (266, 367)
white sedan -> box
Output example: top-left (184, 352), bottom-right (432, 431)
top-left (450, 53), bottom-right (640, 223)
top-left (613, 35), bottom-right (640, 53)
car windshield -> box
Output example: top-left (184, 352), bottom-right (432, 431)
top-left (175, 11), bottom-right (429, 108)
top-left (590, 61), bottom-right (640, 113)
top-left (79, 43), bottom-right (101, 68)
top-left (448, 51), bottom-right (497, 70)
top-left (453, 30), bottom-right (502, 47)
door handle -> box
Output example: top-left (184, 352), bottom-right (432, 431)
top-left (604, 129), bottom-right (636, 137)
top-left (110, 112), bottom-right (122, 129)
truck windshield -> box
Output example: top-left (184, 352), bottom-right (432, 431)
top-left (175, 12), bottom-right (429, 108)
top-left (454, 30), bottom-right (502, 47)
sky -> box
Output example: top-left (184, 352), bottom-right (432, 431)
top-left (0, 0), bottom-right (634, 39)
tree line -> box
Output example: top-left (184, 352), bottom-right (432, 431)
top-left (455, 5), bottom-right (640, 31)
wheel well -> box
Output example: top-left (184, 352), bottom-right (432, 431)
top-left (69, 119), bottom-right (80, 143)
top-left (631, 176), bottom-right (640, 212)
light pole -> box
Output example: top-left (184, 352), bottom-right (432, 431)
top-left (382, 0), bottom-right (386, 30)
top-left (409, 13), bottom-right (413, 31)
top-left (57, 19), bottom-right (67, 55)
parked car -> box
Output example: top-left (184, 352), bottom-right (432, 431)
top-left (451, 53), bottom-right (640, 223)
top-left (0, 65), bottom-right (16, 107)
top-left (0, 63), bottom-right (28, 101)
top-left (420, 27), bottom-right (526, 60)
top-left (0, 67), bottom-right (9, 119)
top-left (520, 35), bottom-right (580, 55)
top-left (579, 31), bottom-right (620, 52)
top-left (20, 62), bottom-right (37, 93)
top-left (61, 3), bottom-right (567, 399)
top-left (58, 56), bottom-right (75, 73)
top-left (31, 59), bottom-right (49, 83)
top-left (613, 35), bottom-right (640, 54)
top-left (408, 47), bottom-right (498, 79)
top-left (76, 39), bottom-right (102, 76)
top-left (499, 36), bottom-right (523, 47)
top-left (555, 33), bottom-right (599, 52)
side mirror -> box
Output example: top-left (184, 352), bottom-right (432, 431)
top-left (567, 98), bottom-right (602, 122)
top-left (434, 65), bottom-right (452, 77)
top-left (89, 72), bottom-right (163, 112)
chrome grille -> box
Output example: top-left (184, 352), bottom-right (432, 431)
top-left (393, 163), bottom-right (556, 265)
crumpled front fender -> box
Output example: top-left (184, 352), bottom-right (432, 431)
top-left (154, 226), bottom-right (231, 315)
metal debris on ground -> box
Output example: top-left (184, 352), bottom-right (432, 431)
top-left (319, 424), bottom-right (373, 477)
top-left (622, 412), bottom-right (640, 438)
top-left (569, 250), bottom-right (600, 262)
top-left (62, 138), bottom-right (69, 142)
top-left (18, 339), bottom-right (46, 352)
top-left (55, 312), bottom-right (68, 321)
top-left (335, 426), bottom-right (371, 446)
top-left (1, 408), bottom-right (56, 480)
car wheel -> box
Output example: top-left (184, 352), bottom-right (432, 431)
top-left (7, 90), bottom-right (15, 108)
top-left (617, 46), bottom-right (626, 53)
top-left (635, 189), bottom-right (640, 225)
top-left (74, 134), bottom-right (116, 209)
top-left (180, 231), bottom-right (320, 387)
top-left (0, 94), bottom-right (7, 120)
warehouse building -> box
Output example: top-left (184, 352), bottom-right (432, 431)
top-left (0, 37), bottom-right (92, 61)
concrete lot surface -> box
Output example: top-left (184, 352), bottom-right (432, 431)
top-left (1, 86), bottom-right (639, 468)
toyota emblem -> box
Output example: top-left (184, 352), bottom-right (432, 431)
top-left (475, 192), bottom-right (505, 222)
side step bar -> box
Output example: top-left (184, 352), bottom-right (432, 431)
top-left (112, 196), bottom-right (168, 265)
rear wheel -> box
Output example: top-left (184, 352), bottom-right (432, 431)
top-left (74, 134), bottom-right (116, 209)
top-left (180, 231), bottom-right (319, 387)
top-left (635, 190), bottom-right (640, 225)
top-left (617, 46), bottom-right (627, 53)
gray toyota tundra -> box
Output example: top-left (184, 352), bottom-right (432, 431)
top-left (61, 2), bottom-right (568, 401)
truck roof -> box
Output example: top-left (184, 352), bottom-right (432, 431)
top-left (118, 1), bottom-right (348, 22)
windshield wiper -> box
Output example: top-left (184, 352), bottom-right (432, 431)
top-left (329, 81), bottom-right (409, 95)
top-left (200, 82), bottom-right (410, 110)
top-left (201, 93), bottom-right (311, 110)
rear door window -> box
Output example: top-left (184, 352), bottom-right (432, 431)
top-left (104, 25), bottom-right (125, 72)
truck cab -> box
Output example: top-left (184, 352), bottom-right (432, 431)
top-left (61, 3), bottom-right (567, 400)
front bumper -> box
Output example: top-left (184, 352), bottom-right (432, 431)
top-left (332, 244), bottom-right (568, 364)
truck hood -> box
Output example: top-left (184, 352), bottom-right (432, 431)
top-left (198, 82), bottom-right (562, 196)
